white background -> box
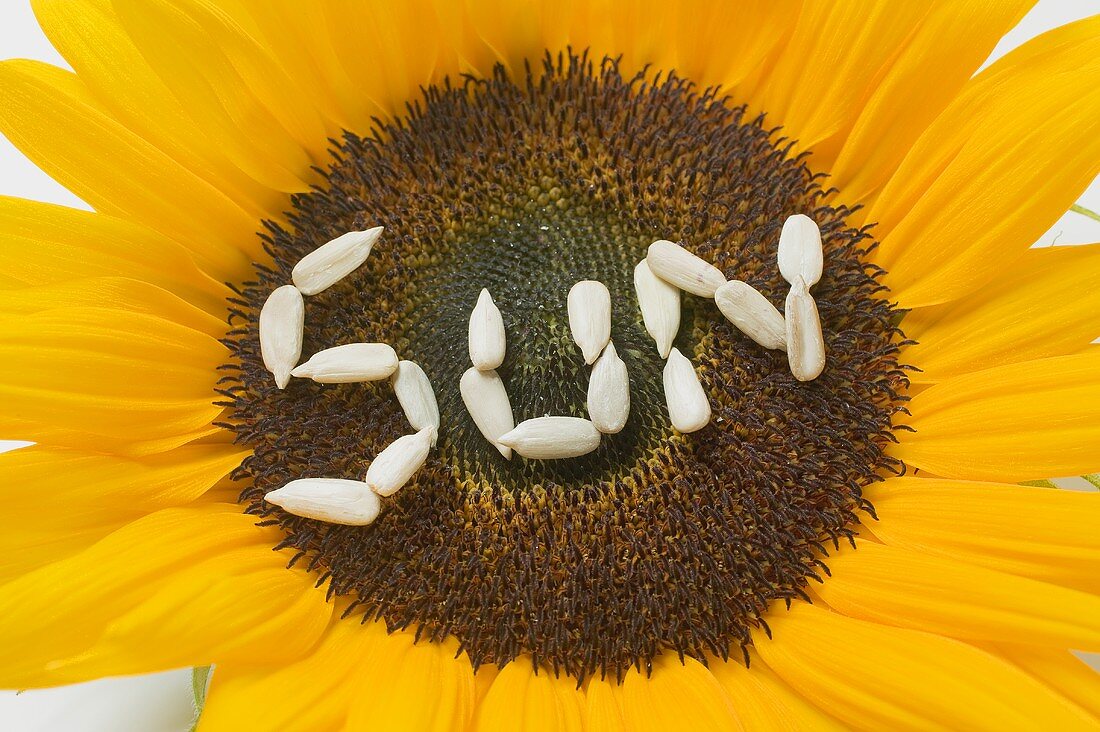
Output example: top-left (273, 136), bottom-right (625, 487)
top-left (1, 1), bottom-right (1099, 729)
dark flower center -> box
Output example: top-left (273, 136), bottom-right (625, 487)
top-left (222, 52), bottom-right (908, 681)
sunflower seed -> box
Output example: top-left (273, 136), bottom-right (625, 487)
top-left (567, 280), bottom-right (612, 364)
top-left (366, 427), bottom-right (435, 497)
top-left (259, 284), bottom-right (304, 389)
top-left (714, 280), bottom-right (787, 351)
top-left (460, 367), bottom-right (515, 459)
top-left (468, 288), bottom-right (506, 371)
top-left (663, 347), bottom-right (711, 433)
top-left (777, 214), bottom-right (823, 287)
top-left (587, 342), bottom-right (630, 434)
top-left (785, 276), bottom-right (826, 382)
top-left (391, 361), bottom-right (440, 440)
top-left (291, 226), bottom-right (384, 295)
top-left (646, 240), bottom-right (726, 298)
top-left (291, 343), bottom-right (398, 383)
top-left (498, 416), bottom-right (601, 459)
top-left (264, 478), bottom-right (381, 526)
top-left (633, 259), bottom-right (680, 358)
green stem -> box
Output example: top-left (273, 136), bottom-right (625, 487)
top-left (1070, 204), bottom-right (1100, 223)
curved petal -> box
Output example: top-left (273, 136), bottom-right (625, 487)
top-left (708, 653), bottom-right (847, 731)
top-left (892, 353), bottom-right (1100, 482)
top-left (618, 655), bottom-right (740, 732)
top-left (52, 550), bottom-right (331, 681)
top-left (828, 0), bottom-right (1034, 203)
top-left (585, 676), bottom-right (627, 732)
top-left (0, 504), bottom-right (303, 688)
top-left (993, 644), bottom-right (1100, 719)
top-left (345, 635), bottom-right (475, 732)
top-left (108, 0), bottom-right (314, 194)
top-left (750, 0), bottom-right (934, 154)
top-left (30, 0), bottom-right (288, 224)
top-left (756, 602), bottom-right (1096, 730)
top-left (0, 60), bottom-right (255, 279)
top-left (160, 0), bottom-right (337, 158)
top-left (902, 244), bottom-right (1100, 383)
top-left (0, 443), bottom-right (246, 582)
top-left (239, 0), bottom-right (405, 128)
top-left (817, 540), bottom-right (1100, 651)
top-left (869, 15), bottom-right (1100, 307)
top-left (0, 277), bottom-right (228, 338)
top-left (474, 659), bottom-right (585, 732)
top-left (199, 617), bottom-right (397, 732)
top-left (863, 477), bottom-right (1100, 593)
top-left (0, 308), bottom-right (227, 455)
top-left (0, 198), bottom-right (231, 316)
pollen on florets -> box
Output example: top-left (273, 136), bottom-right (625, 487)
top-left (219, 51), bottom-right (910, 682)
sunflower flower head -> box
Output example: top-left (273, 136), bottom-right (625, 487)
top-left (2, 1), bottom-right (1100, 730)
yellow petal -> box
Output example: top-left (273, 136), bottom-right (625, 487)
top-left (474, 659), bottom-right (585, 732)
top-left (0, 60), bottom-right (255, 279)
top-left (0, 308), bottom-right (227, 455)
top-left (709, 653), bottom-right (847, 731)
top-left (0, 504), bottom-right (283, 687)
top-left (619, 655), bottom-right (740, 732)
top-left (0, 197), bottom-right (231, 316)
top-left (751, 0), bottom-right (936, 156)
top-left (828, 0), bottom-right (1034, 204)
top-left (311, 0), bottom-right (432, 125)
top-left (756, 602), bottom-right (1096, 730)
top-left (53, 549), bottom-right (331, 681)
top-left (0, 277), bottom-right (227, 338)
top-left (818, 540), bottom-right (1100, 651)
top-left (902, 244), bottom-right (1100, 383)
top-left (993, 644), bottom-right (1100, 720)
top-left (869, 16), bottom-right (1100, 307)
top-left (30, 0), bottom-right (288, 225)
top-left (346, 635), bottom-right (475, 732)
top-left (0, 444), bottom-right (246, 582)
top-left (863, 477), bottom-right (1100, 593)
top-left (585, 676), bottom-right (627, 732)
top-left (892, 352), bottom-right (1100, 482)
top-left (109, 0), bottom-right (314, 194)
top-left (162, 0), bottom-right (337, 159)
top-left (199, 618), bottom-right (397, 732)
top-left (645, 0), bottom-right (803, 96)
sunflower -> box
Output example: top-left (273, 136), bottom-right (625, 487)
top-left (2, 0), bottom-right (1100, 729)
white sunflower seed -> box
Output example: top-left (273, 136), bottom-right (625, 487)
top-left (291, 226), bottom-right (384, 295)
top-left (365, 427), bottom-right (435, 497)
top-left (587, 341), bottom-right (630, 434)
top-left (460, 367), bottom-right (515, 459)
top-left (777, 214), bottom-right (823, 287)
top-left (391, 361), bottom-right (440, 441)
top-left (259, 284), bottom-right (304, 389)
top-left (662, 347), bottom-right (711, 433)
top-left (567, 280), bottom-right (612, 364)
top-left (498, 416), bottom-right (601, 459)
top-left (468, 288), bottom-right (506, 370)
top-left (714, 280), bottom-right (787, 351)
top-left (633, 259), bottom-right (680, 358)
top-left (646, 240), bottom-right (726, 298)
top-left (785, 276), bottom-right (826, 382)
top-left (291, 343), bottom-right (398, 383)
top-left (265, 478), bottom-right (381, 526)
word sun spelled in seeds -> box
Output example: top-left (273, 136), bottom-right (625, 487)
top-left (257, 216), bottom-right (827, 526)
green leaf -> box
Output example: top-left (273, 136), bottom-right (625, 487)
top-left (190, 665), bottom-right (213, 732)
top-left (1020, 479), bottom-right (1059, 489)
top-left (1083, 474), bottom-right (1100, 490)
